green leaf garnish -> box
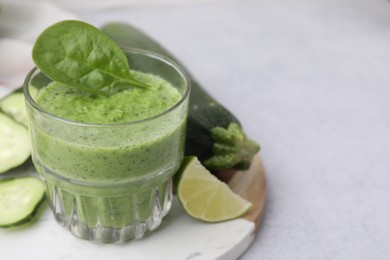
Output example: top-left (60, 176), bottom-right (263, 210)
top-left (32, 20), bottom-right (149, 95)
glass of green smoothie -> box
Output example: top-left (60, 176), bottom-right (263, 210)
top-left (24, 47), bottom-right (190, 243)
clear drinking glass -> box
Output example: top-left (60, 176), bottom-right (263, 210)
top-left (24, 48), bottom-right (190, 243)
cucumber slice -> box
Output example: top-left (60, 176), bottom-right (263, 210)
top-left (0, 176), bottom-right (45, 227)
top-left (0, 87), bottom-right (38, 126)
top-left (0, 92), bottom-right (27, 125)
top-left (0, 112), bottom-right (30, 174)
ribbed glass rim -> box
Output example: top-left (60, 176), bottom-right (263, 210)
top-left (23, 47), bottom-right (191, 127)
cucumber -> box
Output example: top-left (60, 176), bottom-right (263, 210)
top-left (0, 176), bottom-right (45, 227)
top-left (0, 86), bottom-right (38, 126)
top-left (0, 112), bottom-right (31, 174)
top-left (102, 23), bottom-right (260, 170)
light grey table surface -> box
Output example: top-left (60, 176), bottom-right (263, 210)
top-left (24, 0), bottom-right (390, 259)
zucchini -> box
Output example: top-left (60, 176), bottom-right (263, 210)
top-left (102, 23), bottom-right (260, 170)
top-left (0, 112), bottom-right (31, 174)
top-left (0, 176), bottom-right (45, 228)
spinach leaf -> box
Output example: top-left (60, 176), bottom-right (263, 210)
top-left (32, 20), bottom-right (148, 94)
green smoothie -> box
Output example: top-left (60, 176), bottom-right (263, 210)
top-left (31, 71), bottom-right (187, 228)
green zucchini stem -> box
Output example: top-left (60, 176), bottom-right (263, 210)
top-left (203, 123), bottom-right (260, 171)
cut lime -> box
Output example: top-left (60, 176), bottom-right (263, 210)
top-left (175, 156), bottom-right (252, 222)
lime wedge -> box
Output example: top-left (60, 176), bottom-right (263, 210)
top-left (175, 156), bottom-right (252, 222)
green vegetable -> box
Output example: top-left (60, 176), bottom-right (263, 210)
top-left (32, 20), bottom-right (149, 95)
top-left (0, 176), bottom-right (45, 228)
top-left (101, 23), bottom-right (260, 171)
top-left (0, 86), bottom-right (38, 126)
top-left (0, 88), bottom-right (39, 174)
top-left (0, 112), bottom-right (31, 174)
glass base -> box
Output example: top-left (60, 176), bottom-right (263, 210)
top-left (45, 179), bottom-right (173, 243)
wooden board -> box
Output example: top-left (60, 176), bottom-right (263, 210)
top-left (229, 155), bottom-right (267, 232)
top-left (216, 154), bottom-right (267, 232)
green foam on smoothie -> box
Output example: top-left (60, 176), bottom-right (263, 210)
top-left (35, 70), bottom-right (181, 124)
